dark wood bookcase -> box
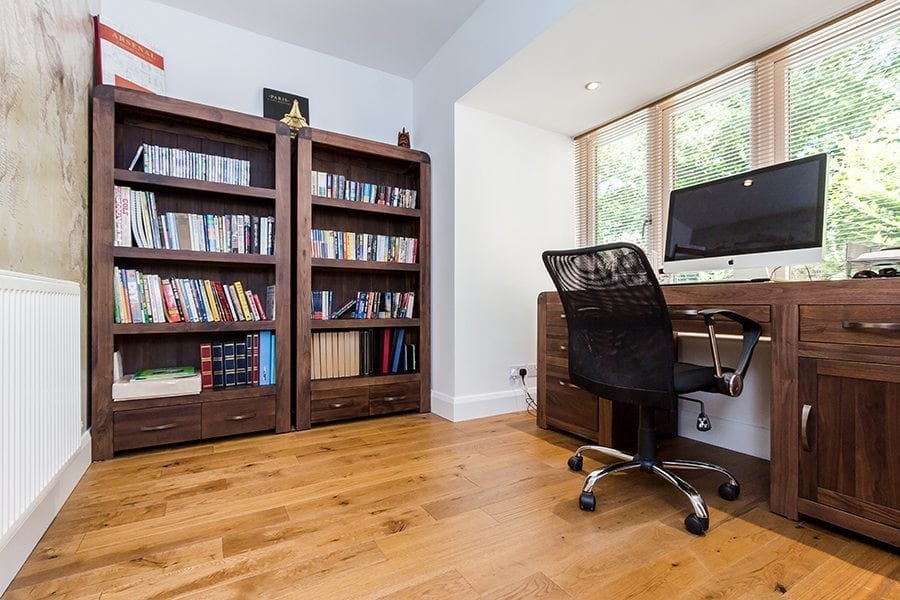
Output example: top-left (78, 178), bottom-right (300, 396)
top-left (294, 128), bottom-right (431, 429)
top-left (90, 85), bottom-right (292, 459)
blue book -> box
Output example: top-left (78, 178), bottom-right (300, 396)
top-left (270, 333), bottom-right (276, 384)
top-left (235, 342), bottom-right (247, 386)
top-left (391, 329), bottom-right (405, 373)
top-left (211, 343), bottom-right (224, 388)
top-left (259, 330), bottom-right (271, 385)
top-left (223, 342), bottom-right (236, 387)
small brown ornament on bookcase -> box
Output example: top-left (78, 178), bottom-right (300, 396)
top-left (397, 127), bottom-right (410, 148)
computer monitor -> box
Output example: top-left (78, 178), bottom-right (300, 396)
top-left (661, 153), bottom-right (827, 280)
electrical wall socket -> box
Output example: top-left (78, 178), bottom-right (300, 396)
top-left (508, 363), bottom-right (538, 386)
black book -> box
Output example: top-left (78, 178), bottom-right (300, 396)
top-left (262, 88), bottom-right (310, 124)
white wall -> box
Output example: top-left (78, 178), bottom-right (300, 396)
top-left (98, 0), bottom-right (412, 144)
top-left (413, 0), bottom-right (580, 405)
top-left (439, 104), bottom-right (572, 419)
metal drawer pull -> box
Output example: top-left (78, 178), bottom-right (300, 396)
top-left (225, 412), bottom-right (256, 421)
top-left (140, 423), bottom-right (176, 432)
top-left (670, 309), bottom-right (700, 317)
top-left (381, 395), bottom-right (406, 402)
top-left (559, 345), bottom-right (567, 351)
top-left (558, 380), bottom-right (578, 388)
top-left (328, 402), bottom-right (348, 409)
top-left (801, 404), bottom-right (812, 452)
top-left (559, 313), bottom-right (566, 319)
top-left (841, 321), bottom-right (900, 330)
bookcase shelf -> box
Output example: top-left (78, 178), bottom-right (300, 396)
top-left (310, 318), bottom-right (420, 330)
top-left (113, 320), bottom-right (276, 335)
top-left (295, 128), bottom-right (431, 430)
top-left (91, 85), bottom-right (292, 459)
top-left (310, 258), bottom-right (421, 272)
top-left (113, 247), bottom-right (279, 265)
top-left (114, 169), bottom-right (278, 199)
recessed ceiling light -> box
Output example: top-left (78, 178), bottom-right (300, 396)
top-left (584, 81), bottom-right (601, 91)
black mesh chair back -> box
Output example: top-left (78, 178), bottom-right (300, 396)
top-left (542, 242), bottom-right (676, 410)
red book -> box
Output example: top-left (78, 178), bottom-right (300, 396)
top-left (199, 343), bottom-right (213, 389)
top-left (252, 292), bottom-right (267, 320)
top-left (214, 281), bottom-right (234, 321)
top-left (381, 329), bottom-right (390, 374)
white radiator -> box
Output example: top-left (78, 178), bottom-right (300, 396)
top-left (0, 270), bottom-right (81, 541)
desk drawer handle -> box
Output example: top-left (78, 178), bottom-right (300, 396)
top-left (559, 345), bottom-right (567, 351)
top-left (559, 313), bottom-right (566, 319)
top-left (801, 404), bottom-right (812, 452)
top-left (670, 309), bottom-right (700, 317)
top-left (140, 423), bottom-right (176, 432)
top-left (381, 395), bottom-right (406, 403)
top-left (327, 402), bottom-right (348, 409)
top-left (558, 380), bottom-right (578, 388)
top-left (842, 321), bottom-right (900, 331)
top-left (225, 412), bottom-right (257, 421)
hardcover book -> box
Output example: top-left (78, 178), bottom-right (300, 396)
top-left (263, 88), bottom-right (310, 125)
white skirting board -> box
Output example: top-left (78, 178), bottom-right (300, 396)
top-left (0, 432), bottom-right (91, 594)
top-left (431, 387), bottom-right (534, 422)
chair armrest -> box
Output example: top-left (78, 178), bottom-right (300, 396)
top-left (697, 309), bottom-right (762, 379)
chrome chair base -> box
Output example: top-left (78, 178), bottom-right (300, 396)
top-left (569, 445), bottom-right (741, 535)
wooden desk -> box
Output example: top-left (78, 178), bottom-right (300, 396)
top-left (537, 279), bottom-right (899, 545)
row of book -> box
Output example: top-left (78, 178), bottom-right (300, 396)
top-left (114, 186), bottom-right (275, 254)
top-left (311, 328), bottom-right (416, 379)
top-left (114, 268), bottom-right (273, 324)
top-left (131, 143), bottom-right (251, 186)
top-left (311, 170), bottom-right (417, 209)
top-left (312, 290), bottom-right (415, 320)
top-left (311, 229), bottom-right (418, 264)
top-left (199, 332), bottom-right (276, 389)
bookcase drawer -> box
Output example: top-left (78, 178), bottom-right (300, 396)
top-left (311, 388), bottom-right (369, 424)
top-left (369, 381), bottom-right (420, 415)
top-left (114, 405), bottom-right (201, 451)
top-left (202, 396), bottom-right (276, 439)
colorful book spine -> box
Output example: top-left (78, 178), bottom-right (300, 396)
top-left (199, 343), bottom-right (213, 389)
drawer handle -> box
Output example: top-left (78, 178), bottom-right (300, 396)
top-left (801, 404), bottom-right (812, 452)
top-left (841, 321), bottom-right (900, 331)
top-left (559, 313), bottom-right (566, 319)
top-left (381, 395), bottom-right (406, 402)
top-left (328, 402), bottom-right (347, 409)
top-left (140, 423), bottom-right (176, 432)
top-left (559, 345), bottom-right (567, 351)
top-left (558, 380), bottom-right (578, 388)
top-left (225, 412), bottom-right (257, 421)
top-left (670, 309), bottom-right (700, 317)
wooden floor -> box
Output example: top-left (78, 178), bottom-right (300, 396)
top-left (4, 412), bottom-right (898, 599)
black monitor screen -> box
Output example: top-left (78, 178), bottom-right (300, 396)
top-left (664, 154), bottom-right (827, 262)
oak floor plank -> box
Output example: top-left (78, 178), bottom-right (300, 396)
top-left (4, 412), bottom-right (897, 600)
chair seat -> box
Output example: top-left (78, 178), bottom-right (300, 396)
top-left (674, 362), bottom-right (723, 394)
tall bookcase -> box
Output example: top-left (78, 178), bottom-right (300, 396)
top-left (294, 129), bottom-right (431, 429)
top-left (90, 85), bottom-right (292, 460)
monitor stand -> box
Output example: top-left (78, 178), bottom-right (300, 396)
top-left (730, 266), bottom-right (772, 282)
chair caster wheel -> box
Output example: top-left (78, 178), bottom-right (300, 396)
top-left (578, 492), bottom-right (596, 511)
top-left (684, 513), bottom-right (709, 535)
top-left (567, 455), bottom-right (583, 471)
top-left (718, 482), bottom-right (740, 501)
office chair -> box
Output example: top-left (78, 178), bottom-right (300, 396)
top-left (542, 242), bottom-right (761, 535)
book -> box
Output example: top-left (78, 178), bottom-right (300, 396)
top-left (252, 333), bottom-right (260, 385)
top-left (259, 330), bottom-right (271, 386)
top-left (262, 88), bottom-right (310, 125)
top-left (112, 373), bottom-right (201, 401)
top-left (199, 343), bottom-right (213, 389)
top-left (391, 329), bottom-right (405, 373)
top-left (212, 343), bottom-right (225, 388)
top-left (235, 341), bottom-right (248, 386)
top-left (330, 297), bottom-right (356, 319)
top-left (223, 342), bottom-right (236, 387)
top-left (132, 366), bottom-right (197, 380)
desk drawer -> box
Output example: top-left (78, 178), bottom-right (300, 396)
top-left (800, 305), bottom-right (900, 347)
top-left (114, 405), bottom-right (201, 451)
top-left (202, 396), bottom-right (275, 439)
top-left (544, 375), bottom-right (598, 439)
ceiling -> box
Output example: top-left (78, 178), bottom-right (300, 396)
top-left (153, 0), bottom-right (486, 79)
top-left (153, 0), bottom-right (870, 137)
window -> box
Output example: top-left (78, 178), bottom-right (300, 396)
top-left (575, 1), bottom-right (899, 280)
